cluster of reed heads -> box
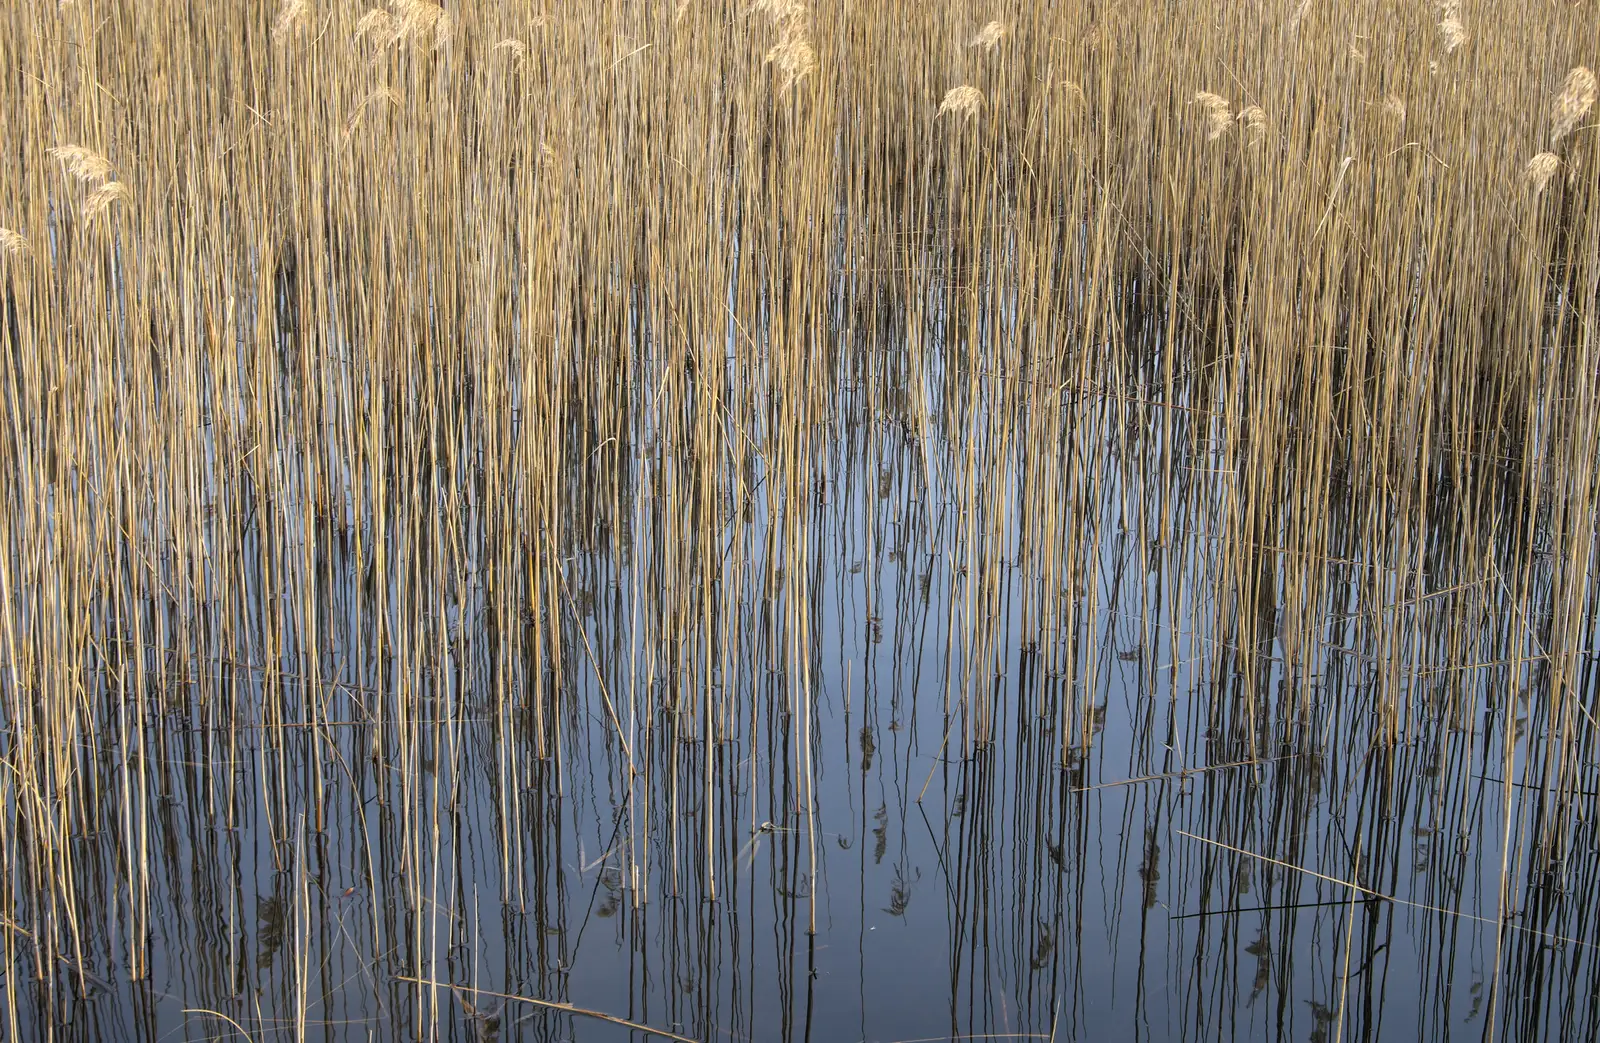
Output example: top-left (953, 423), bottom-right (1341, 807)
top-left (0, 0), bottom-right (1596, 1037)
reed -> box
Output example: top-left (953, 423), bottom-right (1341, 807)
top-left (0, 0), bottom-right (1596, 1038)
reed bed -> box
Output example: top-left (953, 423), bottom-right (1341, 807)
top-left (0, 0), bottom-right (1597, 1039)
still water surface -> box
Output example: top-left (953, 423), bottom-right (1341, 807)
top-left (10, 362), bottom-right (1599, 1043)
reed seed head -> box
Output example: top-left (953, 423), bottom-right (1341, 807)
top-left (938, 85), bottom-right (985, 121)
top-left (766, 33), bottom-right (818, 90)
top-left (353, 8), bottom-right (393, 43)
top-left (1440, 13), bottom-right (1465, 53)
top-left (1193, 92), bottom-right (1233, 141)
top-left (1552, 66), bottom-right (1596, 143)
top-left (1524, 152), bottom-right (1561, 196)
top-left (272, 0), bottom-right (311, 42)
top-left (343, 88), bottom-right (400, 142)
top-left (392, 0), bottom-right (451, 50)
top-left (1239, 105), bottom-right (1268, 141)
top-left (757, 0), bottom-right (815, 89)
top-left (751, 0), bottom-right (807, 24)
top-left (354, 86), bottom-right (401, 116)
top-left (47, 145), bottom-right (113, 183)
top-left (83, 181), bottom-right (131, 219)
top-left (7, 2), bottom-right (1600, 1033)
top-left (0, 228), bottom-right (29, 260)
top-left (492, 39), bottom-right (527, 65)
top-left (969, 21), bottom-right (1008, 52)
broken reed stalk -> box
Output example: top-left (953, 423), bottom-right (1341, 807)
top-left (395, 975), bottom-right (705, 1043)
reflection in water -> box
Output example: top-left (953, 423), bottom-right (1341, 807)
top-left (4, 9), bottom-right (1599, 1039)
top-left (5, 323), bottom-right (1599, 1042)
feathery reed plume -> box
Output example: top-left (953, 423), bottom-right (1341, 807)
top-left (272, 0), bottom-right (311, 41)
top-left (1288, 0), bottom-right (1312, 32)
top-left (1552, 66), bottom-right (1596, 143)
top-left (938, 84), bottom-right (985, 120)
top-left (758, 0), bottom-right (816, 89)
top-left (1435, 1), bottom-right (1468, 54)
top-left (392, 0), bottom-right (451, 50)
top-left (492, 39), bottom-right (527, 64)
top-left (47, 145), bottom-right (113, 183)
top-left (343, 87), bottom-right (401, 143)
top-left (8, 2), bottom-right (1600, 1037)
top-left (766, 34), bottom-right (817, 89)
top-left (1193, 92), bottom-right (1233, 140)
top-left (1524, 152), bottom-right (1562, 196)
top-left (353, 8), bottom-right (393, 43)
top-left (0, 228), bottom-right (29, 260)
top-left (1239, 105), bottom-right (1268, 140)
top-left (969, 21), bottom-right (1008, 52)
top-left (751, 0), bottom-right (806, 21)
top-left (1438, 17), bottom-right (1467, 53)
top-left (83, 181), bottom-right (131, 219)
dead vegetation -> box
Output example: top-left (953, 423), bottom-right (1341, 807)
top-left (0, 0), bottom-right (1596, 1037)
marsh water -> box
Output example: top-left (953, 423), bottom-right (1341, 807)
top-left (9, 0), bottom-right (1600, 1036)
top-left (8, 329), bottom-right (1600, 1043)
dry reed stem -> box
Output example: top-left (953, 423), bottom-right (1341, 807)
top-left (396, 977), bottom-right (702, 1043)
top-left (1193, 92), bottom-right (1233, 140)
top-left (2, 1), bottom-right (1599, 1033)
top-left (1552, 66), bottom-right (1596, 143)
top-left (938, 85), bottom-right (984, 120)
top-left (969, 21), bottom-right (1008, 52)
top-left (1313, 156), bottom-right (1355, 237)
top-left (1178, 832), bottom-right (1600, 950)
top-left (183, 1009), bottom-right (260, 1043)
top-left (46, 145), bottom-right (113, 183)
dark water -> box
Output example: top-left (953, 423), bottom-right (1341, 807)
top-left (8, 346), bottom-right (1600, 1043)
